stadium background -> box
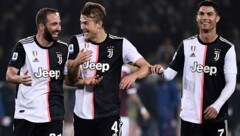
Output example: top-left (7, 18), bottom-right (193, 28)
top-left (0, 0), bottom-right (240, 136)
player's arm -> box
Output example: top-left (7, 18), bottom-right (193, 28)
top-left (67, 58), bottom-right (80, 83)
top-left (6, 67), bottom-right (32, 86)
top-left (120, 58), bottom-right (150, 89)
top-left (127, 58), bottom-right (150, 80)
top-left (6, 42), bottom-right (32, 86)
top-left (67, 49), bottom-right (93, 82)
top-left (125, 63), bottom-right (139, 73)
top-left (151, 42), bottom-right (184, 79)
top-left (67, 37), bottom-right (80, 83)
top-left (204, 74), bottom-right (236, 120)
top-left (120, 38), bottom-right (152, 89)
top-left (133, 58), bottom-right (151, 79)
top-left (204, 46), bottom-right (237, 119)
top-left (67, 36), bottom-right (92, 83)
top-left (64, 75), bottom-right (102, 87)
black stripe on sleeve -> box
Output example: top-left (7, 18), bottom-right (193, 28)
top-left (169, 42), bottom-right (184, 72)
top-left (8, 42), bottom-right (26, 69)
top-left (68, 36), bottom-right (79, 60)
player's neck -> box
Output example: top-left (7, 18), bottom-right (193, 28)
top-left (199, 30), bottom-right (218, 44)
top-left (36, 33), bottom-right (53, 47)
top-left (92, 30), bottom-right (107, 43)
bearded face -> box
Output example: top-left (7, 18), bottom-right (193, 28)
top-left (43, 13), bottom-right (61, 42)
top-left (43, 25), bottom-right (55, 42)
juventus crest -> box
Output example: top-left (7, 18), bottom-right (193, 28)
top-left (107, 46), bottom-right (114, 58)
top-left (214, 49), bottom-right (221, 61)
top-left (56, 52), bottom-right (63, 64)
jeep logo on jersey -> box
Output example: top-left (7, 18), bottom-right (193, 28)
top-left (34, 68), bottom-right (60, 79)
top-left (191, 62), bottom-right (217, 75)
top-left (82, 61), bottom-right (110, 73)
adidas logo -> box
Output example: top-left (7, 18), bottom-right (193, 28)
top-left (33, 58), bottom-right (39, 62)
top-left (190, 53), bottom-right (195, 57)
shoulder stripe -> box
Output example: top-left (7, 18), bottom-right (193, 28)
top-left (183, 35), bottom-right (198, 42)
top-left (219, 36), bottom-right (234, 47)
top-left (109, 34), bottom-right (123, 39)
top-left (57, 40), bottom-right (67, 46)
top-left (19, 36), bottom-right (34, 44)
top-left (76, 34), bottom-right (84, 37)
top-left (187, 35), bottom-right (198, 40)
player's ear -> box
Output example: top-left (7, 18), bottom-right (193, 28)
top-left (196, 14), bottom-right (198, 22)
top-left (39, 23), bottom-right (44, 31)
top-left (216, 15), bottom-right (220, 23)
top-left (96, 21), bottom-right (103, 29)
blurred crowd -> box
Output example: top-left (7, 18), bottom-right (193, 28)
top-left (0, 0), bottom-right (240, 136)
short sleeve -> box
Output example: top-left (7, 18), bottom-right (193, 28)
top-left (169, 42), bottom-right (184, 72)
top-left (8, 42), bottom-right (26, 69)
top-left (68, 36), bottom-right (80, 60)
top-left (122, 38), bottom-right (143, 64)
top-left (224, 46), bottom-right (237, 74)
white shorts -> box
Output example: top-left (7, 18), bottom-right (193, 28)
top-left (120, 116), bottom-right (130, 136)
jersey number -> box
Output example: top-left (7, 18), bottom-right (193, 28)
top-left (111, 121), bottom-right (118, 133)
top-left (218, 129), bottom-right (224, 136)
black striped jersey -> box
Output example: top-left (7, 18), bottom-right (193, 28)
top-left (8, 36), bottom-right (68, 123)
top-left (170, 35), bottom-right (237, 124)
top-left (68, 34), bottom-right (143, 119)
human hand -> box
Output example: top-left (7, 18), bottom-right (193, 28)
top-left (20, 71), bottom-right (32, 86)
top-left (149, 64), bottom-right (164, 76)
top-left (74, 49), bottom-right (93, 65)
top-left (84, 75), bottom-right (103, 86)
top-left (204, 106), bottom-right (218, 120)
top-left (140, 107), bottom-right (150, 121)
top-left (119, 74), bottom-right (137, 90)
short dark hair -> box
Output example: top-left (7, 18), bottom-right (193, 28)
top-left (81, 2), bottom-right (106, 25)
top-left (36, 8), bottom-right (59, 28)
top-left (197, 0), bottom-right (220, 15)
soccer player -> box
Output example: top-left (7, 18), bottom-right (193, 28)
top-left (150, 1), bottom-right (237, 136)
top-left (6, 8), bottom-right (68, 136)
top-left (119, 64), bottom-right (150, 136)
top-left (67, 2), bottom-right (150, 136)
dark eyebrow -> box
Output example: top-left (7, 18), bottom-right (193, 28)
top-left (198, 11), bottom-right (214, 15)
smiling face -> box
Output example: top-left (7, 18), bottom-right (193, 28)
top-left (80, 14), bottom-right (101, 41)
top-left (196, 6), bottom-right (220, 33)
top-left (43, 12), bottom-right (61, 42)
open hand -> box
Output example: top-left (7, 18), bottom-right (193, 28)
top-left (119, 74), bottom-right (137, 90)
top-left (75, 49), bottom-right (93, 65)
top-left (21, 71), bottom-right (32, 86)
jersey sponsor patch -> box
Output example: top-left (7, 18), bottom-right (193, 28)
top-left (69, 44), bottom-right (74, 54)
top-left (82, 61), bottom-right (110, 73)
top-left (191, 61), bottom-right (217, 76)
top-left (12, 52), bottom-right (18, 61)
top-left (34, 67), bottom-right (61, 80)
